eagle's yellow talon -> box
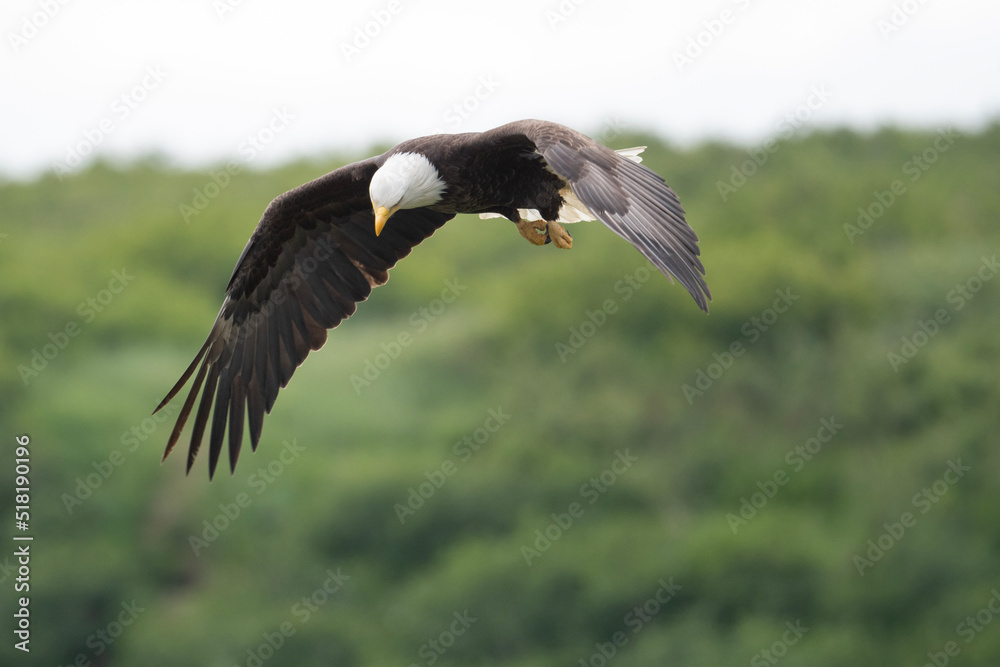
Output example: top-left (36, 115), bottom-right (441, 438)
top-left (546, 221), bottom-right (573, 249)
top-left (515, 219), bottom-right (572, 249)
top-left (516, 219), bottom-right (548, 246)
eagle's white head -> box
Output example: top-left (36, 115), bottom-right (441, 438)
top-left (369, 152), bottom-right (447, 235)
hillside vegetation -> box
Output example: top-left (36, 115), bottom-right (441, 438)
top-left (2, 123), bottom-right (999, 666)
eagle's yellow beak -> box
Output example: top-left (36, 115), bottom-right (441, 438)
top-left (374, 205), bottom-right (397, 236)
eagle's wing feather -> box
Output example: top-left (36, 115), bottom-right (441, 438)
top-left (489, 120), bottom-right (711, 312)
top-left (155, 157), bottom-right (454, 477)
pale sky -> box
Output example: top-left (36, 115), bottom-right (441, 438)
top-left (1, 0), bottom-right (997, 180)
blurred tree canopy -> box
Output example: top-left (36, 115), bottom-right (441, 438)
top-left (1, 123), bottom-right (999, 666)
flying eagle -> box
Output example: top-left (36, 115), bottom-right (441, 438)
top-left (156, 119), bottom-right (710, 477)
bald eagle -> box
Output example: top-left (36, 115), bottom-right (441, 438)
top-left (156, 119), bottom-right (710, 477)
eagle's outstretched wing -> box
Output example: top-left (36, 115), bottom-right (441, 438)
top-left (155, 157), bottom-right (454, 477)
top-left (485, 120), bottom-right (711, 311)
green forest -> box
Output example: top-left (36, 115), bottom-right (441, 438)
top-left (2, 123), bottom-right (999, 666)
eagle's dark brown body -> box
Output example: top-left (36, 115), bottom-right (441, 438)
top-left (393, 126), bottom-right (567, 220)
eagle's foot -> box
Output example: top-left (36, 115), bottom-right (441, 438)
top-left (515, 219), bottom-right (572, 249)
top-left (546, 220), bottom-right (573, 249)
top-left (516, 218), bottom-right (549, 246)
